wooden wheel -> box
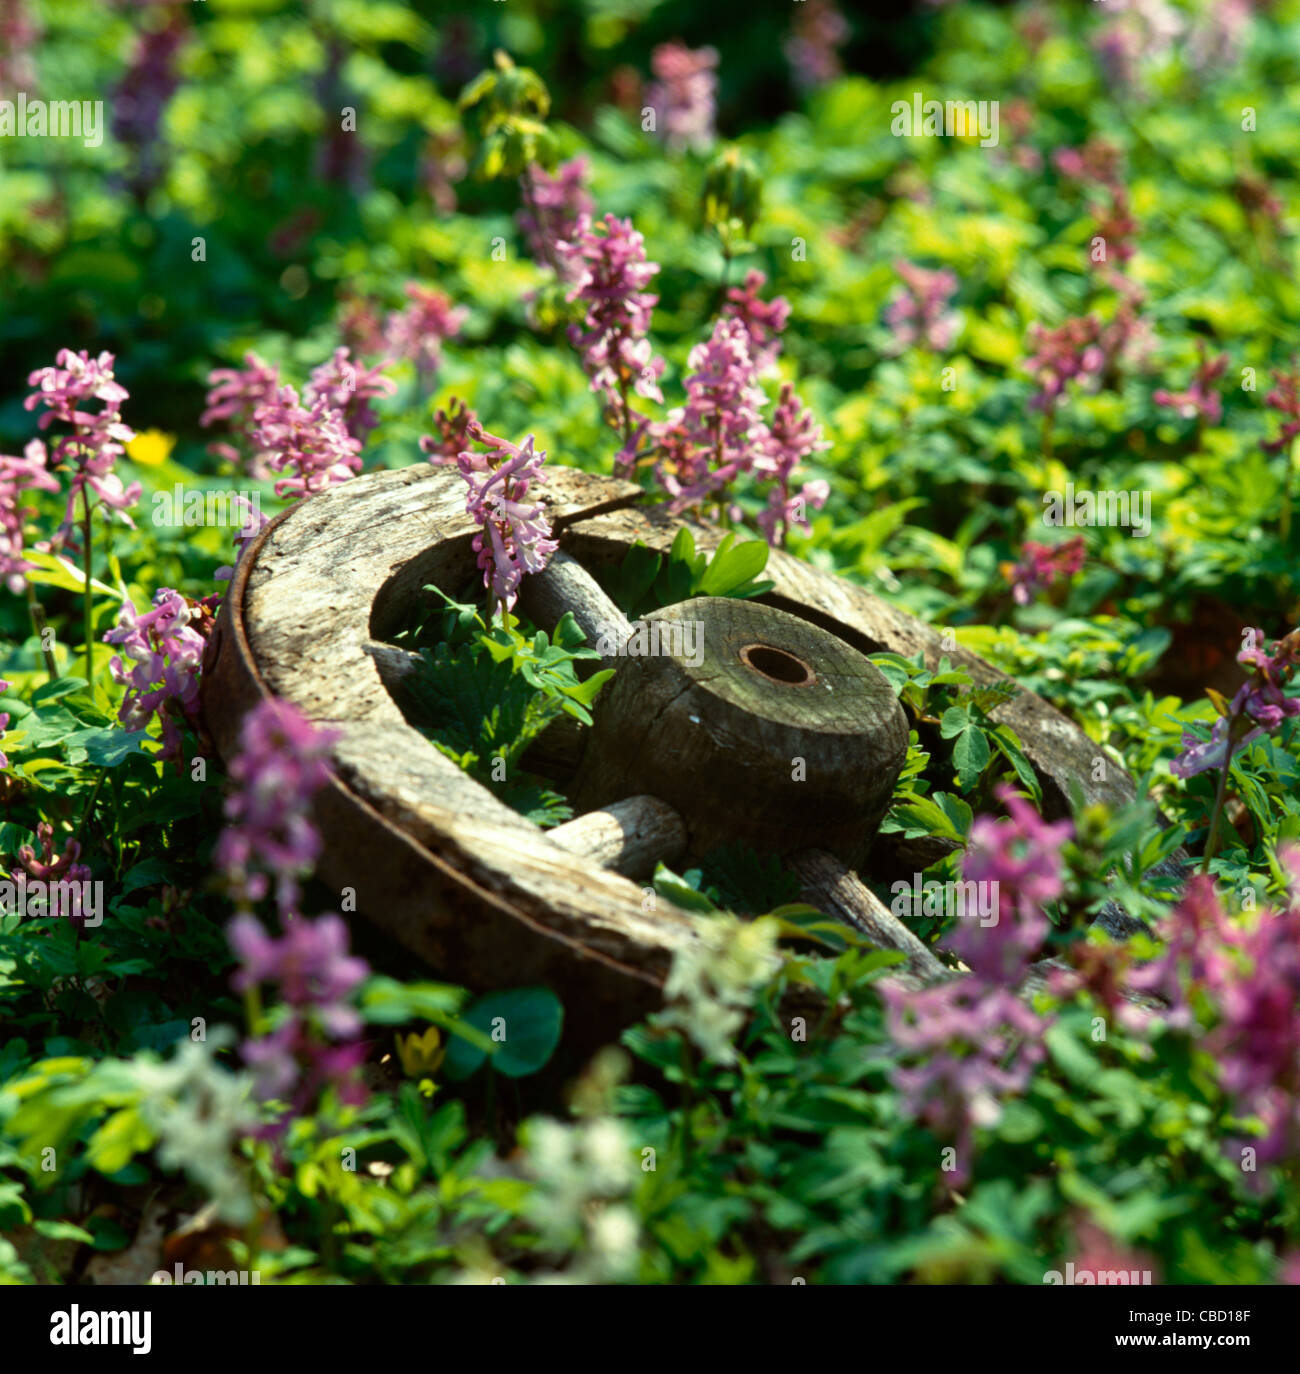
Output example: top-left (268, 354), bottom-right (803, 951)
top-left (201, 464), bottom-right (1161, 1041)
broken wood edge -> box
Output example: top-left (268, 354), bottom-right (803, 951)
top-left (548, 795), bottom-right (688, 879)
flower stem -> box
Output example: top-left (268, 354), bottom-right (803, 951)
top-left (81, 492), bottom-right (94, 689)
top-left (76, 768), bottom-right (108, 846)
top-left (25, 585), bottom-right (58, 681)
top-left (1201, 736), bottom-right (1237, 874)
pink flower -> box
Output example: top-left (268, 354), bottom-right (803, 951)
top-left (0, 0), bottom-right (40, 91)
top-left (1154, 344), bottom-right (1228, 424)
top-left (946, 785), bottom-right (1072, 985)
top-left (1091, 188), bottom-right (1139, 267)
top-left (0, 439), bottom-right (60, 593)
top-left (1129, 875), bottom-right (1240, 1023)
top-left (647, 315), bottom-right (769, 513)
top-left (111, 13), bottom-right (187, 199)
top-left (1005, 536), bottom-right (1086, 606)
top-left (0, 677), bottom-right (10, 770)
top-left (518, 157), bottom-right (593, 275)
top-left (419, 398), bottom-right (479, 465)
top-left (252, 385), bottom-right (363, 500)
top-left (886, 261), bottom-right (960, 353)
top-left (1052, 138), bottom-right (1124, 190)
top-left (304, 347), bottom-right (397, 442)
top-left (1262, 361), bottom-right (1300, 455)
top-left (24, 349), bottom-right (141, 531)
top-left (562, 213), bottom-right (666, 441)
top-left (1136, 852), bottom-right (1300, 1164)
top-left (383, 283), bottom-right (467, 383)
top-left (457, 426), bottom-right (559, 615)
top-left (200, 351), bottom-right (281, 477)
top-left (103, 587), bottom-right (207, 762)
top-left (1069, 1220), bottom-right (1158, 1284)
top-left (784, 0), bottom-right (849, 92)
top-left (721, 269), bottom-right (791, 373)
top-left (215, 697), bottom-right (340, 915)
top-left (227, 911), bottom-right (370, 1137)
top-left (645, 42), bottom-right (718, 153)
top-left (1092, 0), bottom-right (1183, 92)
top-left (15, 821), bottom-right (94, 925)
top-left (1188, 0), bottom-right (1254, 75)
top-left (883, 978), bottom-right (1048, 1187)
top-left (1171, 628), bottom-right (1300, 778)
top-left (1024, 317), bottom-right (1107, 411)
top-left (754, 383), bottom-right (829, 546)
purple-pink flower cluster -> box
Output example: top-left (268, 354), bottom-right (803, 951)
top-left (885, 261), bottom-right (960, 353)
top-left (947, 785), bottom-right (1072, 985)
top-left (103, 587), bottom-right (207, 762)
top-left (561, 213), bottom-right (666, 445)
top-left (383, 283), bottom-right (468, 383)
top-left (0, 677), bottom-right (10, 771)
top-left (16, 821), bottom-right (94, 924)
top-left (518, 157), bottom-right (593, 275)
top-left (228, 911), bottom-right (370, 1137)
top-left (456, 425), bottom-right (559, 616)
top-left (215, 697), bottom-right (340, 916)
top-left (0, 440), bottom-right (59, 593)
top-left (645, 42), bottom-right (718, 153)
top-left (882, 978), bottom-right (1047, 1187)
top-left (754, 383), bottom-right (830, 546)
top-left (111, 11), bottom-right (188, 199)
top-left (1133, 858), bottom-right (1300, 1164)
top-left (647, 315), bottom-right (769, 513)
top-left (1171, 628), bottom-right (1300, 779)
top-left (1155, 344), bottom-right (1229, 425)
top-left (200, 351), bottom-right (281, 477)
top-left (419, 398), bottom-right (480, 466)
top-left (1261, 362), bottom-right (1300, 455)
top-left (252, 385), bottom-right (363, 500)
top-left (721, 269), bottom-right (791, 374)
top-left (1006, 536), bottom-right (1086, 606)
top-left (24, 349), bottom-right (142, 532)
top-left (1024, 317), bottom-right (1107, 412)
top-left (784, 0), bottom-right (849, 93)
top-left (0, 0), bottom-right (40, 91)
top-left (304, 347), bottom-right (398, 443)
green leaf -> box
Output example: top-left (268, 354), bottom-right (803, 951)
top-left (20, 706), bottom-right (84, 750)
top-left (989, 725), bottom-right (1043, 805)
top-left (939, 706), bottom-right (970, 738)
top-left (697, 536), bottom-right (770, 596)
top-left (31, 677), bottom-right (88, 707)
top-left (952, 726), bottom-right (991, 791)
top-left (442, 987), bottom-right (564, 1079)
top-left (652, 863), bottom-right (718, 913)
top-left (63, 728), bottom-right (152, 767)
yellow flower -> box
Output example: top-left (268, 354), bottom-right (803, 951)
top-left (395, 1026), bottom-right (445, 1078)
top-left (126, 429), bottom-right (176, 466)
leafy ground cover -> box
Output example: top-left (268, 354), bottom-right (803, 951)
top-left (2, 0), bottom-right (1300, 1286)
